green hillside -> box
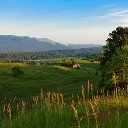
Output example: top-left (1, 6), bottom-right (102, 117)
top-left (0, 60), bottom-right (100, 101)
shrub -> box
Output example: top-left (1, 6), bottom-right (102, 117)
top-left (89, 59), bottom-right (94, 62)
top-left (28, 60), bottom-right (37, 65)
top-left (12, 66), bottom-right (24, 77)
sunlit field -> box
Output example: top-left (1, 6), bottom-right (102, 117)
top-left (0, 60), bottom-right (127, 128)
top-left (0, 60), bottom-right (100, 100)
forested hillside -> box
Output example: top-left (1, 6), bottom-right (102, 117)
top-left (0, 35), bottom-right (102, 53)
top-left (0, 47), bottom-right (102, 61)
top-left (0, 35), bottom-right (68, 53)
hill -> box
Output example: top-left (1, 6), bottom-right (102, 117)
top-left (0, 35), bottom-right (67, 53)
top-left (0, 35), bottom-right (102, 53)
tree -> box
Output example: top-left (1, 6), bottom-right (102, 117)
top-left (12, 66), bottom-right (24, 77)
top-left (101, 46), bottom-right (128, 89)
top-left (100, 26), bottom-right (128, 89)
top-left (71, 58), bottom-right (75, 65)
top-left (100, 26), bottom-right (128, 65)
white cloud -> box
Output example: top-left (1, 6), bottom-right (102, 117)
top-left (104, 3), bottom-right (118, 8)
top-left (83, 9), bottom-right (128, 25)
top-left (108, 9), bottom-right (128, 16)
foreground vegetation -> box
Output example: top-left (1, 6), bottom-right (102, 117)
top-left (0, 60), bottom-right (127, 128)
top-left (1, 84), bottom-right (128, 128)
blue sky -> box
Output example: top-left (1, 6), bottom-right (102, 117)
top-left (0, 0), bottom-right (128, 44)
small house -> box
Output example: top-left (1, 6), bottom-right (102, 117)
top-left (73, 63), bottom-right (80, 68)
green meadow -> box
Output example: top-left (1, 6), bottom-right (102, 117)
top-left (0, 60), bottom-right (100, 100)
top-left (0, 60), bottom-right (128, 128)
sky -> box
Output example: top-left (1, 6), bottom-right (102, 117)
top-left (0, 0), bottom-right (128, 45)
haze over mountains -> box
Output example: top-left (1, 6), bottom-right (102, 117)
top-left (0, 35), bottom-right (102, 53)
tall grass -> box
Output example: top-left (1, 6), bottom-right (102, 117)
top-left (1, 83), bottom-right (128, 128)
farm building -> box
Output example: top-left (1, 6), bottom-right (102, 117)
top-left (73, 63), bottom-right (80, 68)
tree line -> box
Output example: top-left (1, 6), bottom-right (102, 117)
top-left (0, 47), bottom-right (102, 62)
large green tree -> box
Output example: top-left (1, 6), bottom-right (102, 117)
top-left (101, 47), bottom-right (128, 89)
top-left (101, 26), bottom-right (128, 65)
top-left (100, 26), bottom-right (128, 89)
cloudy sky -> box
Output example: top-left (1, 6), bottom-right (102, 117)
top-left (0, 0), bottom-right (128, 44)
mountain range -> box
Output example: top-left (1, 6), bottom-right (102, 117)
top-left (0, 35), bottom-right (102, 53)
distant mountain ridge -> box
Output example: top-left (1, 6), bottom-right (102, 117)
top-left (67, 44), bottom-right (102, 49)
top-left (0, 35), bottom-right (102, 53)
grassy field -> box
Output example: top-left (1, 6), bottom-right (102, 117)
top-left (1, 60), bottom-right (127, 128)
top-left (0, 60), bottom-right (100, 101)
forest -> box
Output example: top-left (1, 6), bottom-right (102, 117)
top-left (0, 47), bottom-right (102, 61)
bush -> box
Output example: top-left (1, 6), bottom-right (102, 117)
top-left (89, 59), bottom-right (94, 62)
top-left (12, 66), bottom-right (24, 77)
top-left (28, 60), bottom-right (37, 65)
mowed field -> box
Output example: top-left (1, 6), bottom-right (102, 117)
top-left (0, 60), bottom-right (100, 101)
